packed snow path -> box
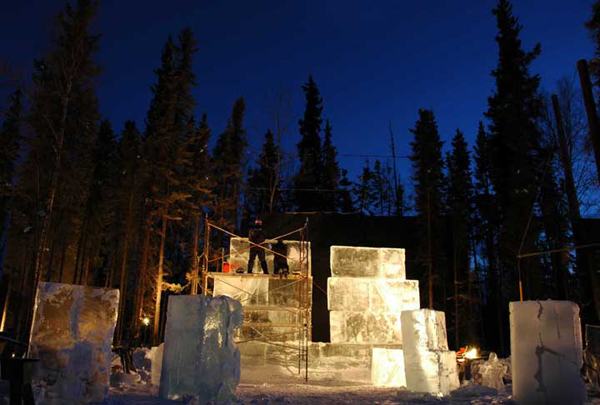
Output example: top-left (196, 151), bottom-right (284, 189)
top-left (108, 381), bottom-right (520, 404)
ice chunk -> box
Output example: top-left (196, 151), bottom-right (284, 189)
top-left (327, 279), bottom-right (419, 312)
top-left (327, 278), bottom-right (370, 311)
top-left (402, 348), bottom-right (459, 394)
top-left (229, 237), bottom-right (311, 275)
top-left (213, 275), bottom-right (269, 305)
top-left (150, 343), bottom-right (164, 386)
top-left (159, 295), bottom-right (243, 402)
top-left (509, 300), bottom-right (586, 405)
top-left (329, 311), bottom-right (402, 344)
top-left (401, 309), bottom-right (458, 395)
top-left (400, 309), bottom-right (448, 351)
top-left (479, 352), bottom-right (507, 390)
top-left (330, 246), bottom-right (405, 279)
top-left (28, 282), bottom-right (119, 404)
top-left (371, 348), bottom-right (406, 387)
top-left (369, 280), bottom-right (420, 313)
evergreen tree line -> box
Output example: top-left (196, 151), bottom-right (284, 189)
top-left (0, 0), bottom-right (598, 353)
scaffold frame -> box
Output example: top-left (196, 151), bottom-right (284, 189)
top-left (197, 219), bottom-right (312, 382)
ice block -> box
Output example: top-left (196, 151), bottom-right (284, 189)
top-left (330, 246), bottom-right (405, 279)
top-left (510, 300), bottom-right (586, 405)
top-left (159, 295), bottom-right (243, 402)
top-left (28, 282), bottom-right (119, 404)
top-left (371, 348), bottom-right (406, 387)
top-left (401, 309), bottom-right (458, 395)
top-left (329, 311), bottom-right (402, 344)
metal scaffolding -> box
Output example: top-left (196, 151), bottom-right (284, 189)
top-left (198, 219), bottom-right (312, 381)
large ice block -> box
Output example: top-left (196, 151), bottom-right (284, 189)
top-left (371, 348), bottom-right (406, 387)
top-left (330, 311), bottom-right (402, 344)
top-left (400, 309), bottom-right (448, 351)
top-left (159, 295), bottom-right (243, 401)
top-left (28, 282), bottom-right (119, 404)
top-left (403, 349), bottom-right (459, 394)
top-left (229, 237), bottom-right (311, 275)
top-left (330, 246), bottom-right (405, 279)
top-left (509, 300), bottom-right (586, 405)
top-left (213, 275), bottom-right (269, 305)
top-left (150, 343), bottom-right (164, 386)
top-left (401, 309), bottom-right (458, 395)
top-left (327, 278), bottom-right (419, 312)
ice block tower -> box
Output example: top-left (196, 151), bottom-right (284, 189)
top-left (328, 246), bottom-right (419, 345)
top-left (400, 309), bottom-right (460, 394)
top-left (28, 282), bottom-right (119, 404)
top-left (510, 300), bottom-right (586, 405)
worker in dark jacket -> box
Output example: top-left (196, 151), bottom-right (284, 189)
top-left (272, 239), bottom-right (290, 277)
top-left (247, 219), bottom-right (269, 274)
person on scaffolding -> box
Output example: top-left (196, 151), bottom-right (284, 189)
top-left (247, 218), bottom-right (269, 274)
top-left (272, 239), bottom-right (290, 278)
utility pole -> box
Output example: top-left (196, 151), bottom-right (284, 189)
top-left (577, 59), bottom-right (600, 185)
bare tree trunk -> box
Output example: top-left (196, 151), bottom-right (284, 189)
top-left (453, 241), bottom-right (459, 349)
top-left (58, 239), bottom-right (67, 283)
top-left (116, 189), bottom-right (135, 343)
top-left (152, 214), bottom-right (168, 345)
top-left (190, 216), bottom-right (200, 294)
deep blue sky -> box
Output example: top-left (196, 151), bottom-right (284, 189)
top-left (1, 0), bottom-right (596, 185)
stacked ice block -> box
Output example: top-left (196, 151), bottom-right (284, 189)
top-left (328, 246), bottom-right (419, 344)
top-left (159, 295), bottom-right (243, 402)
top-left (400, 309), bottom-right (459, 395)
top-left (510, 300), bottom-right (586, 405)
top-left (28, 282), bottom-right (119, 404)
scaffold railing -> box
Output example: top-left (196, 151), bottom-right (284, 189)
top-left (198, 219), bottom-right (312, 381)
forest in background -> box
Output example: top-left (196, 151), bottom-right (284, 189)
top-left (1, 0), bottom-right (600, 354)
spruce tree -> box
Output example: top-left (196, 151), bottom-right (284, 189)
top-left (483, 0), bottom-right (545, 353)
top-left (321, 120), bottom-right (341, 212)
top-left (14, 0), bottom-right (102, 340)
top-left (445, 129), bottom-right (475, 347)
top-left (585, 1), bottom-right (600, 89)
top-left (337, 169), bottom-right (355, 213)
top-left (409, 109), bottom-right (445, 309)
top-left (294, 76), bottom-right (324, 211)
top-left (0, 89), bottom-right (23, 282)
top-left (246, 129), bottom-right (282, 218)
top-left (212, 97), bottom-right (248, 232)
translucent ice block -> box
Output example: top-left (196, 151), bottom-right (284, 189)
top-left (400, 309), bottom-right (449, 351)
top-left (479, 352), bottom-right (507, 390)
top-left (371, 348), bottom-right (406, 387)
top-left (329, 311), bottom-right (402, 344)
top-left (327, 278), bottom-right (419, 312)
top-left (509, 300), bottom-right (586, 405)
top-left (400, 309), bottom-right (458, 395)
top-left (327, 278), bottom-right (370, 311)
top-left (150, 343), bottom-right (164, 386)
top-left (213, 275), bottom-right (269, 305)
top-left (159, 295), bottom-right (243, 401)
top-left (28, 282), bottom-right (119, 404)
top-left (403, 349), bottom-right (459, 394)
top-left (330, 246), bottom-right (405, 279)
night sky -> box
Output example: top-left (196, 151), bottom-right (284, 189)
top-left (1, 0), bottom-right (595, 185)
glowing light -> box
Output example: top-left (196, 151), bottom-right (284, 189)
top-left (464, 347), bottom-right (478, 359)
top-left (142, 317), bottom-right (150, 326)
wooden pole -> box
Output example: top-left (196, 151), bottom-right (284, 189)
top-left (577, 59), bottom-right (600, 185)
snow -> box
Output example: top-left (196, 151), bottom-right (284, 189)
top-left (510, 300), bottom-right (586, 405)
top-left (104, 380), bottom-right (519, 404)
top-left (159, 295), bottom-right (243, 402)
top-left (28, 281), bottom-right (119, 404)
